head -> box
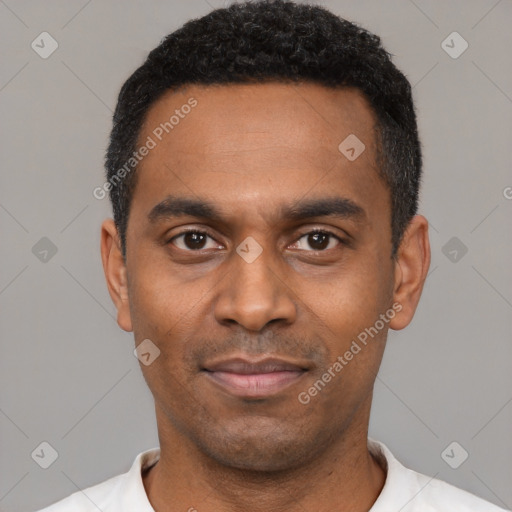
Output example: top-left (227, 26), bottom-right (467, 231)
top-left (101, 0), bottom-right (430, 472)
top-left (106, 0), bottom-right (422, 259)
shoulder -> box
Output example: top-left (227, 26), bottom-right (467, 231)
top-left (33, 472), bottom-right (126, 512)
top-left (369, 439), bottom-right (509, 512)
top-left (416, 475), bottom-right (509, 511)
top-left (32, 448), bottom-right (160, 512)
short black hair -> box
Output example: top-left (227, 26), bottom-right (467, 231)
top-left (105, 0), bottom-right (422, 258)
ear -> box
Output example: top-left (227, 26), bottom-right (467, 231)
top-left (389, 215), bottom-right (431, 330)
top-left (100, 218), bottom-right (133, 332)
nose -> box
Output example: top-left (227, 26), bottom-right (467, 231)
top-left (213, 242), bottom-right (297, 332)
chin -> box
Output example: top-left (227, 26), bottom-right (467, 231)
top-left (192, 418), bottom-right (323, 473)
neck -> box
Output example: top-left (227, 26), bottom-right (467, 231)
top-left (143, 398), bottom-right (385, 512)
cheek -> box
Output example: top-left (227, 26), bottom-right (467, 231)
top-left (306, 256), bottom-right (391, 335)
top-left (127, 248), bottom-right (192, 328)
top-left (126, 254), bottom-right (217, 382)
top-left (294, 253), bottom-right (393, 400)
top-left (127, 264), bottom-right (201, 404)
top-left (299, 268), bottom-right (391, 411)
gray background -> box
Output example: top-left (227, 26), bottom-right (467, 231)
top-left (1, 0), bottom-right (511, 510)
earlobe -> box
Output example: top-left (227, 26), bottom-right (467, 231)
top-left (100, 219), bottom-right (133, 332)
top-left (389, 215), bottom-right (431, 331)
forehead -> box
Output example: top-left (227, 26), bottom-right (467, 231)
top-left (139, 81), bottom-right (377, 158)
top-left (130, 82), bottom-right (386, 227)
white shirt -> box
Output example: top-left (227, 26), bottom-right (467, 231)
top-left (34, 439), bottom-right (509, 511)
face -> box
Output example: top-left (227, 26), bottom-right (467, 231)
top-left (102, 82), bottom-right (429, 472)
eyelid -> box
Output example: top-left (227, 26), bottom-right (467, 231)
top-left (291, 228), bottom-right (347, 251)
top-left (166, 225), bottom-right (349, 252)
top-left (294, 226), bottom-right (348, 241)
top-left (167, 227), bottom-right (222, 249)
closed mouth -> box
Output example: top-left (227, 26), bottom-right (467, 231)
top-left (201, 356), bottom-right (309, 398)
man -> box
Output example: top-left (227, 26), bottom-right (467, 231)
top-left (36, 1), bottom-right (508, 510)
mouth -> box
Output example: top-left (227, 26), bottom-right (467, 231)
top-left (201, 356), bottom-right (309, 399)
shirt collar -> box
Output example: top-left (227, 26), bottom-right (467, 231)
top-left (121, 439), bottom-right (412, 511)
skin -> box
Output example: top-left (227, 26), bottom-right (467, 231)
top-left (101, 82), bottom-right (430, 512)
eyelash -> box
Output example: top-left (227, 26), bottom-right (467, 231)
top-left (167, 227), bottom-right (346, 253)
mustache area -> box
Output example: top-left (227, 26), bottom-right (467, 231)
top-left (182, 329), bottom-right (330, 372)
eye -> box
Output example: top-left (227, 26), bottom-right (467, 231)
top-left (169, 230), bottom-right (221, 251)
top-left (167, 228), bottom-right (345, 253)
top-left (290, 229), bottom-right (343, 252)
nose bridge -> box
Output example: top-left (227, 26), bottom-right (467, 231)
top-left (213, 238), bottom-right (296, 331)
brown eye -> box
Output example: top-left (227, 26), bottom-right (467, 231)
top-left (292, 230), bottom-right (343, 252)
top-left (307, 232), bottom-right (330, 250)
top-left (170, 230), bottom-right (218, 251)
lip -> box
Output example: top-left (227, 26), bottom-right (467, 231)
top-left (202, 356), bottom-right (309, 398)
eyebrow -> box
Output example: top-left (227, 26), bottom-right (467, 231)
top-left (147, 195), bottom-right (366, 224)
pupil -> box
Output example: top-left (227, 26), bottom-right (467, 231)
top-left (309, 232), bottom-right (328, 250)
top-left (182, 232), bottom-right (330, 251)
top-left (185, 232), bottom-right (206, 250)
